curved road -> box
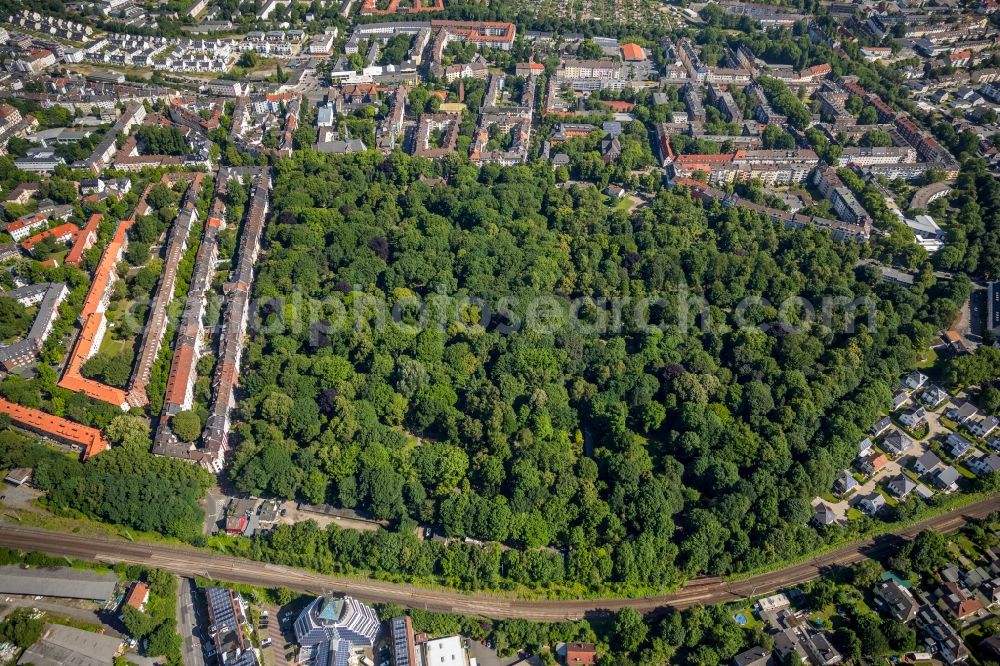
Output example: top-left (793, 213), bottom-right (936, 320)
top-left (1, 497), bottom-right (997, 620)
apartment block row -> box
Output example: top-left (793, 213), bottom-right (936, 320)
top-left (127, 173), bottom-right (205, 409)
top-left (154, 174), bottom-right (230, 471)
top-left (202, 170), bottom-right (271, 473)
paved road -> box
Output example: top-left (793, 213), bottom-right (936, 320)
top-left (0, 597), bottom-right (115, 633)
top-left (1, 497), bottom-right (997, 621)
top-left (177, 578), bottom-right (206, 666)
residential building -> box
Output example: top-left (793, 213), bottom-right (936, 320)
top-left (0, 282), bottom-right (68, 370)
top-left (887, 474), bottom-right (917, 499)
top-left (917, 603), bottom-right (970, 662)
top-left (755, 593), bottom-right (791, 614)
top-left (933, 466), bottom-right (961, 492)
top-left (940, 582), bottom-right (984, 620)
top-left (921, 385), bottom-right (949, 407)
top-left (566, 643), bottom-right (597, 665)
top-left (860, 452), bottom-right (889, 476)
top-left (814, 503), bottom-right (837, 526)
top-left (900, 405), bottom-right (928, 429)
top-left (914, 450), bottom-right (944, 475)
top-left (949, 402), bottom-right (980, 425)
top-left (860, 493), bottom-right (886, 516)
top-left (732, 646), bottom-right (770, 666)
top-left (947, 432), bottom-right (973, 458)
top-left (968, 453), bottom-right (1000, 476)
top-left (804, 633), bottom-right (843, 666)
top-left (883, 430), bottom-right (913, 457)
top-left (204, 80), bottom-right (245, 97)
top-left (65, 213), bottom-right (103, 267)
top-left (121, 581), bottom-right (149, 614)
top-left (971, 415), bottom-right (999, 438)
top-left (834, 470), bottom-right (858, 494)
top-left (206, 586), bottom-right (259, 666)
top-left (906, 371), bottom-right (929, 390)
top-left (876, 580), bottom-right (920, 622)
top-left (0, 397), bottom-right (107, 459)
top-left (516, 61), bottom-right (545, 77)
top-left (872, 416), bottom-right (893, 437)
top-left (389, 616), bottom-right (415, 666)
top-left (13, 48), bottom-right (56, 74)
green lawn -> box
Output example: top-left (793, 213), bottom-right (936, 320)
top-left (877, 487), bottom-right (899, 507)
top-left (914, 347), bottom-right (938, 369)
top-left (940, 416), bottom-right (959, 432)
top-left (956, 462), bottom-right (978, 480)
top-left (97, 335), bottom-right (129, 356)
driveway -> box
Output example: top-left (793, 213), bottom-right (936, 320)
top-left (0, 484), bottom-right (42, 511)
top-left (177, 578), bottom-right (206, 666)
top-left (265, 603), bottom-right (298, 666)
top-left (851, 456), bottom-right (903, 504)
top-left (203, 488), bottom-right (228, 535)
top-left (469, 639), bottom-right (524, 666)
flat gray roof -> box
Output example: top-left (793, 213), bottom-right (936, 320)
top-left (0, 565), bottom-right (118, 601)
top-left (18, 624), bottom-right (123, 666)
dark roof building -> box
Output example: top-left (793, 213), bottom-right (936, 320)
top-left (206, 586), bottom-right (259, 666)
top-left (566, 643), bottom-right (597, 665)
top-left (732, 646), bottom-right (771, 666)
top-left (876, 580), bottom-right (920, 622)
top-left (0, 565), bottom-right (118, 602)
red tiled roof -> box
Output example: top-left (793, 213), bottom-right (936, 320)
top-left (124, 582), bottom-right (149, 609)
top-left (431, 20), bottom-right (516, 44)
top-left (163, 344), bottom-right (195, 407)
top-left (869, 453), bottom-right (888, 470)
top-left (621, 43), bottom-right (645, 61)
top-left (58, 179), bottom-right (162, 408)
top-left (674, 152), bottom-right (738, 168)
top-left (956, 598), bottom-right (983, 617)
top-left (7, 213), bottom-right (48, 234)
top-left (65, 213), bottom-right (102, 267)
top-left (566, 643), bottom-right (597, 666)
top-left (21, 223), bottom-right (78, 252)
top-left (0, 397), bottom-right (108, 459)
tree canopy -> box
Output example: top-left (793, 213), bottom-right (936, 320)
top-left (219, 149), bottom-right (961, 593)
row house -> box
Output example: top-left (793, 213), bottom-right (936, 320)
top-left (838, 145), bottom-right (917, 166)
top-left (127, 174), bottom-right (205, 408)
top-left (0, 282), bottom-right (68, 370)
top-left (203, 170), bottom-right (272, 470)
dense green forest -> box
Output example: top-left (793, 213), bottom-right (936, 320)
top-left (934, 159), bottom-right (1000, 278)
top-left (215, 150), bottom-right (970, 593)
top-left (0, 421), bottom-right (211, 540)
